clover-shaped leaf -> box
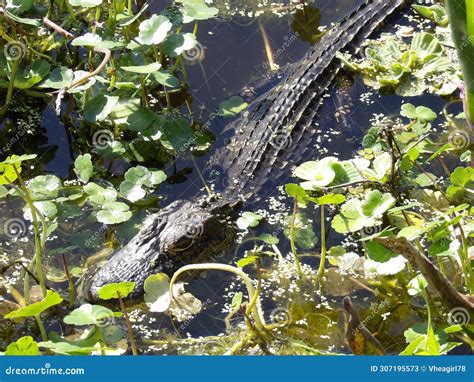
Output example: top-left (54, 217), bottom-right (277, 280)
top-left (84, 182), bottom-right (117, 206)
top-left (119, 181), bottom-right (146, 203)
top-left (331, 199), bottom-right (373, 233)
top-left (284, 213), bottom-right (317, 249)
top-left (237, 211), bottom-right (263, 230)
top-left (364, 255), bottom-right (407, 276)
top-left (124, 166), bottom-right (151, 185)
top-left (98, 282), bottom-right (136, 300)
top-left (0, 158), bottom-right (21, 185)
top-left (74, 154), bottom-right (93, 183)
top-left (64, 304), bottom-right (122, 326)
top-left (150, 170), bottom-right (167, 185)
top-left (27, 175), bottom-right (61, 201)
top-left (361, 190), bottom-right (395, 217)
top-left (258, 233), bottom-right (279, 245)
top-left (0, 155), bottom-right (35, 185)
top-left (137, 15), bottom-right (173, 45)
top-left (71, 33), bottom-right (124, 49)
top-left (162, 33), bottom-right (197, 57)
top-left (331, 191), bottom-right (394, 234)
top-left (285, 183), bottom-right (308, 203)
top-left (39, 66), bottom-right (74, 89)
top-left (1, 154), bottom-right (37, 165)
top-left (401, 103), bottom-right (437, 122)
top-left (96, 202), bottom-right (132, 224)
top-left (447, 166), bottom-right (474, 201)
top-left (4, 336), bottom-right (41, 355)
top-left (294, 157), bottom-right (339, 189)
top-left (371, 152), bottom-right (392, 180)
top-left (407, 274), bottom-right (428, 296)
top-left (23, 201), bottom-right (58, 220)
top-left (179, 0), bottom-right (218, 23)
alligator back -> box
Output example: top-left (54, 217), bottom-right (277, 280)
top-left (208, 0), bottom-right (407, 201)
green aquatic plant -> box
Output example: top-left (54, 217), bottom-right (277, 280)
top-left (4, 290), bottom-right (63, 341)
top-left (337, 32), bottom-right (459, 96)
top-left (1, 0), bottom-right (473, 357)
top-left (445, 0), bottom-right (474, 123)
top-left (413, 3), bottom-right (449, 27)
top-left (0, 154), bottom-right (49, 299)
top-left (98, 282), bottom-right (138, 355)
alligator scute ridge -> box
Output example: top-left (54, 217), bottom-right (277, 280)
top-left (88, 0), bottom-right (411, 301)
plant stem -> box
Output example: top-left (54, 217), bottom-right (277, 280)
top-left (466, 0), bottom-right (474, 37)
top-left (13, 169), bottom-right (47, 297)
top-left (61, 254), bottom-right (75, 308)
top-left (290, 198), bottom-right (303, 277)
top-left (245, 261), bottom-right (262, 322)
top-left (170, 264), bottom-right (266, 331)
top-left (35, 315), bottom-right (48, 341)
top-left (316, 205), bottom-right (326, 282)
top-left (65, 0), bottom-right (76, 20)
top-left (1, 58), bottom-right (19, 117)
top-left (118, 294), bottom-right (138, 355)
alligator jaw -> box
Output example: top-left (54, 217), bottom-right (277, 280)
top-left (87, 199), bottom-right (237, 302)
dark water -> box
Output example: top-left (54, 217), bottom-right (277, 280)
top-left (0, 0), bottom-right (452, 353)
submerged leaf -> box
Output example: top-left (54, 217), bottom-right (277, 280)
top-left (218, 96), bottom-right (248, 117)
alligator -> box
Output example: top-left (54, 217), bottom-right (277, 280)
top-left (87, 0), bottom-right (411, 301)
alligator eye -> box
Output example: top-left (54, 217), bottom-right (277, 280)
top-left (167, 238), bottom-right (194, 254)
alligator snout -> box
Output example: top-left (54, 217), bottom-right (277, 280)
top-left (87, 199), bottom-right (236, 302)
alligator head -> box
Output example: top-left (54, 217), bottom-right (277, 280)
top-left (87, 198), bottom-right (238, 301)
